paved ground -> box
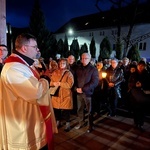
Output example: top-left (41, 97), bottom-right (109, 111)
top-left (54, 109), bottom-right (150, 150)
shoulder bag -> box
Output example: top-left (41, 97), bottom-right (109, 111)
top-left (50, 71), bottom-right (67, 96)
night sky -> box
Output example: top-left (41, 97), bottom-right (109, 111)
top-left (6, 0), bottom-right (112, 32)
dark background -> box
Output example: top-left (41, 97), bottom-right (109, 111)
top-left (6, 0), bottom-right (112, 32)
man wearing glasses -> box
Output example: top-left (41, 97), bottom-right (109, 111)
top-left (0, 33), bottom-right (56, 150)
top-left (0, 44), bottom-right (8, 73)
top-left (74, 53), bottom-right (99, 133)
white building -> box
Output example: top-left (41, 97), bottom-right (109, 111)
top-left (54, 2), bottom-right (150, 61)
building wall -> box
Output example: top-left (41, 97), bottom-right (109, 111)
top-left (55, 23), bottom-right (150, 61)
top-left (0, 0), bottom-right (7, 45)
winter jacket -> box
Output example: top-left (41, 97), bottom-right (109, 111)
top-left (50, 69), bottom-right (74, 109)
top-left (106, 66), bottom-right (124, 98)
top-left (75, 63), bottom-right (99, 96)
top-left (128, 69), bottom-right (150, 91)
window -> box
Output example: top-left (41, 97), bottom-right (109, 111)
top-left (99, 31), bottom-right (105, 36)
top-left (89, 32), bottom-right (93, 37)
top-left (139, 42), bottom-right (147, 51)
top-left (143, 42), bottom-right (146, 50)
top-left (139, 43), bottom-right (142, 49)
top-left (111, 30), bottom-right (117, 35)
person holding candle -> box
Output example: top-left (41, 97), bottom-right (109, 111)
top-left (92, 62), bottom-right (108, 116)
top-left (106, 58), bottom-right (124, 117)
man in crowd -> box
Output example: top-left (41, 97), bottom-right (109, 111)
top-left (0, 44), bottom-right (8, 73)
top-left (106, 58), bottom-right (124, 117)
top-left (74, 53), bottom-right (99, 132)
top-left (67, 55), bottom-right (78, 115)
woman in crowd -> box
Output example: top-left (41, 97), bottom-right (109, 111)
top-left (128, 60), bottom-right (150, 131)
top-left (126, 63), bottom-right (137, 114)
top-left (92, 62), bottom-right (108, 115)
top-left (50, 58), bottom-right (74, 132)
top-left (48, 60), bottom-right (58, 79)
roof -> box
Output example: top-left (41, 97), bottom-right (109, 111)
top-left (55, 2), bottom-right (150, 34)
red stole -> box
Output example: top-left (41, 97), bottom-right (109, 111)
top-left (5, 56), bottom-right (40, 78)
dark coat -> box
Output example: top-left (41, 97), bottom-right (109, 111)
top-left (0, 63), bottom-right (3, 74)
top-left (106, 66), bottom-right (124, 98)
top-left (75, 63), bottom-right (99, 96)
top-left (128, 69), bottom-right (150, 91)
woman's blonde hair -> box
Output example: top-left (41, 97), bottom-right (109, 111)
top-left (49, 60), bottom-right (58, 70)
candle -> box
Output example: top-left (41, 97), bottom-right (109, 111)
top-left (102, 72), bottom-right (107, 78)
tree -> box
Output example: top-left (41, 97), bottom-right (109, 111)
top-left (57, 39), bottom-right (64, 56)
top-left (96, 0), bottom-right (143, 59)
top-left (64, 34), bottom-right (69, 58)
top-left (116, 41), bottom-right (122, 60)
top-left (90, 37), bottom-right (96, 58)
top-left (96, 0), bottom-right (123, 60)
top-left (123, 0), bottom-right (141, 57)
top-left (50, 38), bottom-right (58, 59)
top-left (127, 43), bottom-right (140, 62)
top-left (70, 39), bottom-right (80, 60)
top-left (99, 37), bottom-right (112, 60)
top-left (29, 0), bottom-right (56, 61)
top-left (80, 43), bottom-right (88, 56)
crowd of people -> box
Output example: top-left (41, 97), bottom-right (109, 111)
top-left (47, 49), bottom-right (150, 134)
top-left (46, 48), bottom-right (150, 134)
top-left (1, 33), bottom-right (150, 149)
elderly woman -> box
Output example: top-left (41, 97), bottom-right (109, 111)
top-left (50, 58), bottom-right (74, 132)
